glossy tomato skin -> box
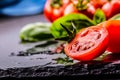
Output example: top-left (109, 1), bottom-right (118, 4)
top-left (64, 26), bottom-right (109, 61)
top-left (103, 20), bottom-right (120, 53)
top-left (64, 2), bottom-right (96, 19)
top-left (90, 0), bottom-right (108, 8)
top-left (63, 3), bottom-right (78, 15)
top-left (44, 0), bottom-right (70, 22)
top-left (85, 3), bottom-right (96, 19)
top-left (102, 0), bottom-right (120, 19)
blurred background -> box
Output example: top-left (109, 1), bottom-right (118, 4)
top-left (0, 0), bottom-right (46, 17)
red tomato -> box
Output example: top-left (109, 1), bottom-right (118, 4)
top-left (103, 20), bottom-right (120, 53)
top-left (44, 0), bottom-right (70, 22)
top-left (64, 26), bottom-right (109, 61)
top-left (64, 0), bottom-right (96, 19)
top-left (90, 0), bottom-right (108, 8)
top-left (102, 0), bottom-right (120, 19)
top-left (63, 3), bottom-right (78, 15)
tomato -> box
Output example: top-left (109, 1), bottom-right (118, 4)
top-left (64, 0), bottom-right (96, 19)
top-left (63, 3), bottom-right (78, 15)
top-left (90, 0), bottom-right (108, 9)
top-left (64, 26), bottom-right (109, 61)
top-left (102, 0), bottom-right (120, 19)
top-left (103, 20), bottom-right (120, 53)
top-left (44, 0), bottom-right (70, 22)
top-left (85, 3), bottom-right (96, 18)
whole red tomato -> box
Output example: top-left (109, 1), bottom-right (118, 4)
top-left (64, 0), bottom-right (96, 19)
top-left (102, 0), bottom-right (120, 19)
top-left (64, 25), bottom-right (109, 61)
top-left (103, 20), bottom-right (120, 53)
top-left (63, 3), bottom-right (78, 15)
top-left (44, 0), bottom-right (70, 22)
top-left (90, 0), bottom-right (108, 9)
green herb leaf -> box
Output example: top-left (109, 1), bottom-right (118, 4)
top-left (109, 13), bottom-right (120, 20)
top-left (50, 13), bottom-right (95, 39)
top-left (93, 8), bottom-right (106, 24)
top-left (20, 22), bottom-right (54, 42)
top-left (53, 56), bottom-right (74, 65)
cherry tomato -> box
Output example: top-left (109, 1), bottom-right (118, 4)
top-left (64, 0), bottom-right (96, 19)
top-left (64, 26), bottom-right (109, 61)
top-left (102, 0), bottom-right (120, 19)
top-left (90, 0), bottom-right (108, 9)
top-left (63, 3), bottom-right (78, 15)
top-left (103, 20), bottom-right (120, 53)
top-left (44, 0), bottom-right (70, 22)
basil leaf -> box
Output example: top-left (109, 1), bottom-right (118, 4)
top-left (50, 13), bottom-right (95, 38)
top-left (93, 8), bottom-right (106, 24)
top-left (20, 22), bottom-right (54, 42)
top-left (53, 56), bottom-right (74, 65)
top-left (109, 14), bottom-right (120, 20)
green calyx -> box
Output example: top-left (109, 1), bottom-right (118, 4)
top-left (55, 22), bottom-right (77, 42)
top-left (50, 0), bottom-right (62, 8)
top-left (75, 0), bottom-right (90, 11)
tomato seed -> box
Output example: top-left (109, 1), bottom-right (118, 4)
top-left (80, 41), bottom-right (95, 51)
top-left (94, 33), bottom-right (101, 40)
top-left (70, 40), bottom-right (95, 53)
top-left (80, 30), bottom-right (89, 37)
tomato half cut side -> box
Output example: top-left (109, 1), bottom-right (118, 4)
top-left (64, 26), bottom-right (109, 61)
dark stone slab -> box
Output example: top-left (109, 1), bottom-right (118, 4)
top-left (0, 61), bottom-right (120, 79)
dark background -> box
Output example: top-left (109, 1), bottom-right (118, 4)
top-left (0, 14), bottom-right (54, 69)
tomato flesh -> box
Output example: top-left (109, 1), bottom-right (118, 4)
top-left (64, 26), bottom-right (109, 61)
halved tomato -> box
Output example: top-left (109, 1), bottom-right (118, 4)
top-left (64, 26), bottom-right (109, 61)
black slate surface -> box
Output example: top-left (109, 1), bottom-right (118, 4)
top-left (0, 61), bottom-right (120, 79)
top-left (1, 14), bottom-right (120, 79)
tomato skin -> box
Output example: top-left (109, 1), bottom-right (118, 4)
top-left (90, 0), bottom-right (108, 9)
top-left (44, 0), bottom-right (70, 22)
top-left (85, 3), bottom-right (96, 19)
top-left (103, 20), bottom-right (120, 53)
top-left (63, 3), bottom-right (78, 15)
top-left (64, 26), bottom-right (109, 61)
top-left (102, 0), bottom-right (120, 19)
top-left (64, 2), bottom-right (96, 19)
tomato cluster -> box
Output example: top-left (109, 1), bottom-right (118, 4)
top-left (44, 0), bottom-right (120, 22)
top-left (64, 20), bottom-right (120, 61)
